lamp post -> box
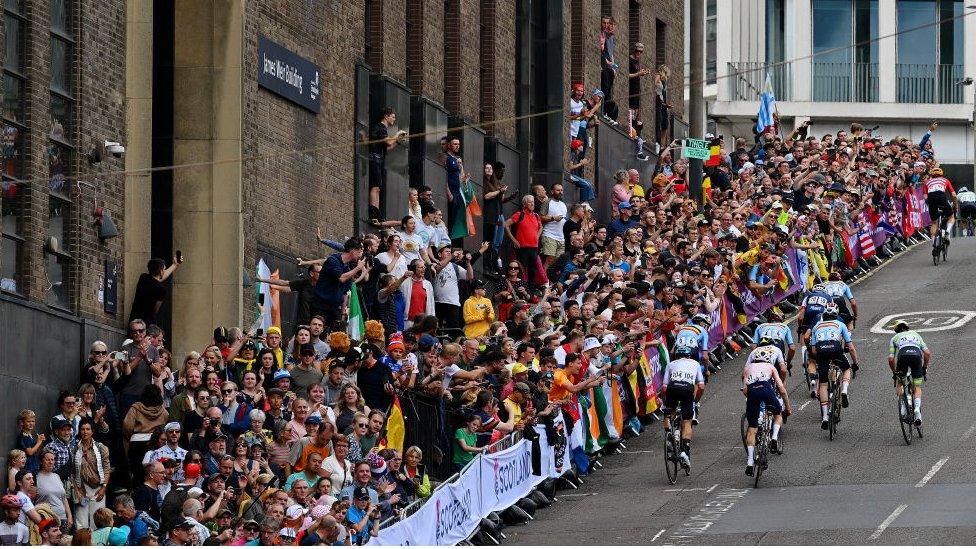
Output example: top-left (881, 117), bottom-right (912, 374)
top-left (958, 77), bottom-right (975, 187)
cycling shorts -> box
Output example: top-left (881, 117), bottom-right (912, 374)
top-left (663, 384), bottom-right (696, 421)
top-left (960, 203), bottom-right (976, 221)
top-left (927, 192), bottom-right (953, 222)
top-left (745, 383), bottom-right (782, 428)
top-left (894, 347), bottom-right (925, 383)
top-left (813, 340), bottom-right (850, 380)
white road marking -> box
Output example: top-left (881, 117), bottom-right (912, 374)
top-left (706, 484), bottom-right (719, 493)
top-left (650, 529), bottom-right (666, 542)
top-left (665, 489), bottom-right (750, 542)
top-left (663, 488), bottom-right (710, 492)
top-left (799, 400), bottom-right (813, 412)
top-left (961, 423), bottom-right (976, 441)
top-left (915, 457), bottom-right (949, 488)
top-left (623, 450), bottom-right (656, 454)
top-left (870, 310), bottom-right (976, 334)
top-left (561, 492), bottom-right (599, 497)
top-left (869, 504), bottom-right (908, 540)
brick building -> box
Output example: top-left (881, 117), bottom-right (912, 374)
top-left (0, 0), bottom-right (683, 452)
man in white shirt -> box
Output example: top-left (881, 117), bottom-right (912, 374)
top-left (432, 244), bottom-right (473, 331)
top-left (540, 183), bottom-right (569, 269)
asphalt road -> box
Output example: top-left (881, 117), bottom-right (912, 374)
top-left (506, 238), bottom-right (976, 545)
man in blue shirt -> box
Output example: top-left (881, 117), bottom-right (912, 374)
top-left (346, 487), bottom-right (381, 545)
top-left (312, 238), bottom-right (367, 330)
top-left (607, 202), bottom-right (640, 241)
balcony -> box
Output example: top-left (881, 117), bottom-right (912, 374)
top-left (896, 64), bottom-right (965, 104)
top-left (812, 62), bottom-right (878, 103)
top-left (727, 62), bottom-right (792, 102)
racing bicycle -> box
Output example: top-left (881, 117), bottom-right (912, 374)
top-left (825, 359), bottom-right (844, 441)
top-left (932, 215), bottom-right (949, 266)
top-left (896, 371), bottom-right (924, 444)
top-left (664, 405), bottom-right (690, 484)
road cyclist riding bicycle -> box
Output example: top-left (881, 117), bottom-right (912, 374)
top-left (956, 186), bottom-right (976, 237)
top-left (797, 283), bottom-right (833, 397)
top-left (924, 167), bottom-right (956, 244)
top-left (888, 320), bottom-right (931, 426)
top-left (752, 308), bottom-right (796, 373)
top-left (673, 313), bottom-right (712, 424)
top-left (741, 336), bottom-right (792, 477)
top-left (659, 345), bottom-right (706, 470)
top-left (809, 302), bottom-right (859, 430)
top-left (823, 272), bottom-right (858, 330)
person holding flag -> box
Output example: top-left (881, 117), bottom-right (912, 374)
top-left (311, 237), bottom-right (367, 331)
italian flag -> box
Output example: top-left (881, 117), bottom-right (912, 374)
top-left (347, 282), bottom-right (366, 341)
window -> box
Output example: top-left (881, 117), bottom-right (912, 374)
top-left (896, 0), bottom-right (965, 103)
top-left (47, 0), bottom-right (74, 309)
top-left (765, 0), bottom-right (784, 64)
top-left (705, 0), bottom-right (717, 84)
top-left (812, 0), bottom-right (879, 102)
top-left (1, 0), bottom-right (25, 294)
top-left (655, 19), bottom-right (666, 68)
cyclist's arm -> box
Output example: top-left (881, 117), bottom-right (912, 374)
top-left (694, 381), bottom-right (705, 400)
top-left (922, 348), bottom-right (931, 367)
top-left (887, 337), bottom-right (897, 369)
top-left (771, 369), bottom-right (791, 410)
top-left (850, 298), bottom-right (858, 320)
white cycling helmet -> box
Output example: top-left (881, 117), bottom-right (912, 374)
top-left (960, 187), bottom-right (969, 193)
top-left (822, 302), bottom-right (839, 319)
top-left (812, 283), bottom-right (826, 293)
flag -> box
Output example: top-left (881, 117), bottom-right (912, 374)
top-left (384, 396), bottom-right (405, 452)
top-left (903, 194), bottom-right (917, 237)
top-left (877, 219), bottom-right (898, 236)
top-left (755, 73), bottom-right (777, 134)
top-left (704, 138), bottom-right (722, 168)
top-left (859, 228), bottom-right (876, 259)
top-left (347, 282), bottom-right (366, 340)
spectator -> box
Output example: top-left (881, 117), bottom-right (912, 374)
top-left (399, 259), bottom-right (434, 329)
top-left (256, 265), bottom-right (320, 327)
top-left (599, 15), bottom-right (618, 120)
top-left (504, 195), bottom-right (544, 290)
top-left (113, 495), bottom-right (156, 546)
top-left (463, 280), bottom-right (495, 338)
top-left (627, 43), bottom-right (648, 128)
top-left (311, 238), bottom-right (367, 330)
top-left (122, 385), bottom-right (169, 486)
top-left (541, 183), bottom-right (568, 270)
top-left (321, 434), bottom-right (353, 497)
top-left (0, 494), bottom-right (30, 545)
top-left (653, 64), bottom-right (672, 151)
top-left (431, 244), bottom-right (473, 331)
top-left (132, 461), bottom-right (165, 524)
top-left (128, 256), bottom-right (182, 326)
top-left (35, 450), bottom-right (73, 531)
top-left (452, 413), bottom-right (484, 472)
top-left (118, 319), bottom-right (163, 416)
top-left (70, 419), bottom-right (111, 530)
top-left (368, 108), bottom-right (408, 221)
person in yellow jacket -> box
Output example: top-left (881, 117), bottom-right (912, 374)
top-left (463, 280), bottom-right (495, 338)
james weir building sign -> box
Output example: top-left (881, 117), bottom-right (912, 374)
top-left (258, 35), bottom-right (321, 113)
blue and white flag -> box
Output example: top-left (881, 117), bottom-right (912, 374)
top-left (755, 73), bottom-right (777, 134)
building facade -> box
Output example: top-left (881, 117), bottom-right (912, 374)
top-left (0, 0), bottom-right (684, 453)
top-left (685, 0), bottom-right (975, 185)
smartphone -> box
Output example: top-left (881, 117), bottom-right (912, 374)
top-left (176, 250), bottom-right (184, 264)
top-left (258, 293), bottom-right (265, 306)
top-left (256, 328), bottom-right (264, 337)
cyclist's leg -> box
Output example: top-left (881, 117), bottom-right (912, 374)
top-left (678, 389), bottom-right (695, 463)
top-left (907, 355), bottom-right (925, 422)
top-left (744, 391), bottom-right (760, 469)
top-left (814, 347), bottom-right (834, 425)
top-left (838, 354), bottom-right (853, 406)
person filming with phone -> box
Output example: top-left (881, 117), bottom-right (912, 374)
top-left (129, 254), bottom-right (184, 326)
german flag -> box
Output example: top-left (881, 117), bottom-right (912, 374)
top-left (383, 396), bottom-right (406, 452)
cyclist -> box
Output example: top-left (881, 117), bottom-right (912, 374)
top-left (809, 302), bottom-right (859, 430)
top-left (956, 186), bottom-right (976, 237)
top-left (797, 283), bottom-right (832, 397)
top-left (673, 313), bottom-right (712, 424)
top-left (823, 272), bottom-right (858, 330)
top-left (888, 320), bottom-right (931, 426)
top-left (752, 309), bottom-right (795, 372)
top-left (659, 346), bottom-right (705, 470)
top-left (746, 336), bottom-right (788, 381)
top-left (741, 340), bottom-right (792, 477)
top-left (923, 167), bottom-right (956, 243)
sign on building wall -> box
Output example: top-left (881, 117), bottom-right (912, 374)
top-left (103, 260), bottom-right (118, 315)
top-left (258, 35), bottom-right (321, 113)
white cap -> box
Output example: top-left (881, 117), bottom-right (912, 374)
top-left (582, 337), bottom-right (602, 352)
top-left (601, 333), bottom-right (618, 345)
top-left (278, 527), bottom-right (297, 539)
top-left (285, 504), bottom-right (305, 520)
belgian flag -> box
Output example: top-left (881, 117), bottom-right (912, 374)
top-left (704, 137), bottom-right (722, 167)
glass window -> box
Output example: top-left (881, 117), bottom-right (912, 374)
top-left (45, 252), bottom-right (68, 308)
top-left (4, 15), bottom-right (21, 72)
top-left (897, 0), bottom-right (937, 66)
top-left (3, 74), bottom-right (23, 124)
top-left (2, 124), bottom-right (22, 179)
top-left (50, 0), bottom-right (69, 34)
top-left (48, 196), bottom-right (68, 242)
top-left (765, 0), bottom-right (785, 63)
top-left (705, 0), bottom-right (717, 84)
top-left (49, 142), bottom-right (70, 194)
top-left (813, 1), bottom-right (853, 64)
top-left (49, 94), bottom-right (71, 142)
top-left (1, 236), bottom-right (19, 293)
top-left (50, 36), bottom-right (70, 94)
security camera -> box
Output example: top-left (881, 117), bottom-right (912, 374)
top-left (104, 140), bottom-right (125, 158)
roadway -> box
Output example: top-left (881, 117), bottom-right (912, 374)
top-left (506, 239), bottom-right (976, 545)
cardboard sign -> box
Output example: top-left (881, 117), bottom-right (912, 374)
top-left (682, 138), bottom-right (711, 160)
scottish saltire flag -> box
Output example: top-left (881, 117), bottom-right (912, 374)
top-left (755, 73), bottom-right (777, 133)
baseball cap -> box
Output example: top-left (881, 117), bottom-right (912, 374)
top-left (618, 201), bottom-right (632, 209)
top-left (582, 337), bottom-right (602, 352)
top-left (305, 415), bottom-right (323, 425)
top-left (510, 362), bottom-right (529, 376)
top-left (354, 486), bottom-right (371, 500)
top-left (52, 418), bottom-right (70, 431)
top-left (171, 518), bottom-right (194, 530)
top-left (37, 518), bottom-right (57, 534)
top-left (187, 487), bottom-right (204, 498)
top-left (279, 527), bottom-right (298, 540)
top-left (286, 504), bottom-right (306, 520)
top-left (300, 342), bottom-right (316, 355)
top-left (514, 382), bottom-right (531, 394)
top-left (272, 369), bottom-right (292, 382)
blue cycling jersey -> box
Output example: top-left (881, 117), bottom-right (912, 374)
top-left (801, 290), bottom-right (832, 327)
top-left (753, 322), bottom-right (794, 346)
top-left (810, 320), bottom-right (852, 345)
top-left (674, 323), bottom-right (709, 353)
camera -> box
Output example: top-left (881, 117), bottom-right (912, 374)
top-left (104, 140), bottom-right (125, 158)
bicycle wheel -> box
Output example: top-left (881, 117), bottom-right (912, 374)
top-left (664, 421), bottom-right (679, 484)
top-left (899, 378), bottom-right (913, 445)
top-left (754, 427), bottom-right (765, 488)
top-left (932, 239), bottom-right (940, 266)
top-left (740, 412), bottom-right (749, 451)
top-left (828, 370), bottom-right (839, 440)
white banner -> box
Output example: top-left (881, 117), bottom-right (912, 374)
top-left (535, 411), bottom-right (573, 479)
top-left (479, 440), bottom-right (538, 513)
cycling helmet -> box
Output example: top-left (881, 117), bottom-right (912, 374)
top-left (929, 167), bottom-right (943, 176)
top-left (691, 313), bottom-right (712, 328)
top-left (767, 308), bottom-right (785, 322)
top-left (758, 336), bottom-right (776, 347)
top-left (0, 494), bottom-right (22, 509)
top-left (812, 283), bottom-right (826, 293)
top-left (893, 320), bottom-right (910, 333)
top-left (751, 347), bottom-right (775, 363)
top-left (671, 346), bottom-right (694, 360)
top-left (960, 187), bottom-right (969, 193)
top-left (822, 302), bottom-right (839, 319)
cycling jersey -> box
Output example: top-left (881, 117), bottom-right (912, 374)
top-left (958, 191), bottom-right (976, 204)
top-left (924, 176), bottom-right (954, 196)
top-left (663, 358), bottom-right (705, 390)
top-left (746, 345), bottom-right (787, 373)
top-left (888, 330), bottom-right (927, 358)
top-left (800, 290), bottom-right (832, 329)
top-left (753, 322), bottom-right (794, 350)
top-left (823, 282), bottom-right (855, 320)
top-left (674, 324), bottom-right (709, 359)
top-left (742, 361), bottom-right (783, 428)
top-left (810, 319), bottom-right (851, 345)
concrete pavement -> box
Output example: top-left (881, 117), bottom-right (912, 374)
top-left (505, 239), bottom-right (976, 545)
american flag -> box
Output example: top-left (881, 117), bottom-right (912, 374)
top-left (858, 228), bottom-right (876, 259)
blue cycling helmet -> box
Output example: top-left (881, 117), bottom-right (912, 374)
top-left (671, 346), bottom-right (694, 359)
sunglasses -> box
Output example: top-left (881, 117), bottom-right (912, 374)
top-left (92, 350), bottom-right (108, 356)
top-left (222, 389), bottom-right (235, 394)
top-left (132, 328), bottom-right (146, 334)
top-left (356, 422), bottom-right (368, 428)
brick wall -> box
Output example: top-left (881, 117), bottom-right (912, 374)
top-left (489, 0), bottom-right (515, 144)
top-left (0, 0), bottom-right (127, 328)
top-left (241, 0), bottom-right (362, 309)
